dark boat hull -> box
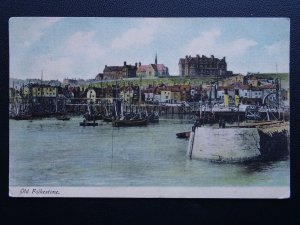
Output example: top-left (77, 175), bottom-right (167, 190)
top-left (79, 122), bottom-right (98, 126)
top-left (176, 131), bottom-right (191, 139)
top-left (84, 114), bottom-right (103, 121)
top-left (112, 119), bottom-right (148, 127)
top-left (103, 116), bottom-right (113, 122)
top-left (10, 115), bottom-right (32, 120)
top-left (57, 116), bottom-right (71, 121)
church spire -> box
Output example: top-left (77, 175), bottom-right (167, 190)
top-left (155, 52), bottom-right (157, 65)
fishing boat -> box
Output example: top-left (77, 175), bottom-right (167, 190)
top-left (10, 113), bottom-right (32, 120)
top-left (56, 115), bottom-right (71, 121)
top-left (176, 131), bottom-right (191, 139)
top-left (84, 113), bottom-right (102, 121)
top-left (79, 120), bottom-right (98, 126)
top-left (84, 103), bottom-right (102, 121)
top-left (112, 118), bottom-right (148, 127)
top-left (9, 90), bottom-right (32, 120)
top-left (102, 114), bottom-right (114, 122)
top-left (147, 112), bottom-right (159, 123)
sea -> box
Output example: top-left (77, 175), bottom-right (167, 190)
top-left (9, 114), bottom-right (290, 187)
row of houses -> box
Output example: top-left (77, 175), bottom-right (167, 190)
top-left (82, 80), bottom-right (286, 106)
top-left (10, 73), bottom-right (288, 107)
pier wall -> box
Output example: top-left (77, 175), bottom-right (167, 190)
top-left (188, 127), bottom-right (261, 162)
top-left (258, 123), bottom-right (289, 159)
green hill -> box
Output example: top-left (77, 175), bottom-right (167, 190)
top-left (258, 73), bottom-right (289, 81)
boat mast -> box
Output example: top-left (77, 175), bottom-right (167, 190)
top-left (275, 63), bottom-right (281, 119)
top-left (139, 75), bottom-right (142, 119)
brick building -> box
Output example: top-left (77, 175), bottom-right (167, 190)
top-left (103, 61), bottom-right (137, 80)
top-left (178, 54), bottom-right (232, 77)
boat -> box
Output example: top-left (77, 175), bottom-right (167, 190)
top-left (103, 115), bottom-right (114, 122)
top-left (10, 113), bottom-right (32, 120)
top-left (112, 118), bottom-right (148, 127)
top-left (83, 103), bottom-right (103, 121)
top-left (84, 113), bottom-right (102, 121)
top-left (147, 112), bottom-right (159, 123)
top-left (79, 121), bottom-right (98, 126)
top-left (56, 115), bottom-right (71, 121)
top-left (176, 131), bottom-right (191, 139)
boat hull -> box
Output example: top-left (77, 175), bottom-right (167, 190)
top-left (176, 131), bottom-right (191, 139)
top-left (79, 122), bottom-right (98, 126)
top-left (10, 115), bottom-right (32, 120)
top-left (112, 119), bottom-right (148, 127)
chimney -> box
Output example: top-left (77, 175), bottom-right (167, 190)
top-left (105, 65), bottom-right (107, 68)
top-left (124, 61), bottom-right (126, 66)
top-left (211, 55), bottom-right (214, 58)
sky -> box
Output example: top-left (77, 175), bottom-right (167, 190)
top-left (9, 17), bottom-right (290, 81)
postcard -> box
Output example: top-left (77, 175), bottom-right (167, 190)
top-left (9, 17), bottom-right (290, 198)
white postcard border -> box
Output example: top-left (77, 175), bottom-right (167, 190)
top-left (9, 186), bottom-right (290, 199)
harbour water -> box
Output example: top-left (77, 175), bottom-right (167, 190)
top-left (9, 115), bottom-right (289, 187)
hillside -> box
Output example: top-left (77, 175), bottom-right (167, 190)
top-left (258, 73), bottom-right (289, 81)
top-left (91, 76), bottom-right (216, 88)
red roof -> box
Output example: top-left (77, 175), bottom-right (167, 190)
top-left (137, 65), bottom-right (148, 73)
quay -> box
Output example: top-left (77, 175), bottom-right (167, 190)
top-left (187, 121), bottom-right (289, 162)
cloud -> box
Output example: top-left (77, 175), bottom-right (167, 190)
top-left (184, 28), bottom-right (221, 55)
top-left (20, 17), bottom-right (61, 47)
top-left (265, 40), bottom-right (289, 56)
top-left (222, 38), bottom-right (257, 56)
top-left (31, 55), bottom-right (74, 80)
top-left (263, 40), bottom-right (289, 72)
top-left (109, 18), bottom-right (173, 50)
top-left (110, 27), bottom-right (155, 50)
top-left (65, 31), bottom-right (105, 60)
top-left (183, 28), bottom-right (257, 57)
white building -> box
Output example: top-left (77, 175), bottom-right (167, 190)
top-left (86, 88), bottom-right (96, 103)
top-left (160, 91), bottom-right (171, 103)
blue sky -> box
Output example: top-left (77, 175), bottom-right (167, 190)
top-left (9, 17), bottom-right (289, 80)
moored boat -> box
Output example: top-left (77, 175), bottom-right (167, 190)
top-left (176, 131), bottom-right (191, 139)
top-left (10, 114), bottom-right (32, 120)
top-left (103, 115), bottom-right (114, 122)
top-left (84, 113), bottom-right (102, 121)
top-left (56, 115), bottom-right (71, 121)
top-left (112, 118), bottom-right (148, 127)
top-left (147, 112), bottom-right (159, 123)
top-left (79, 120), bottom-right (98, 126)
